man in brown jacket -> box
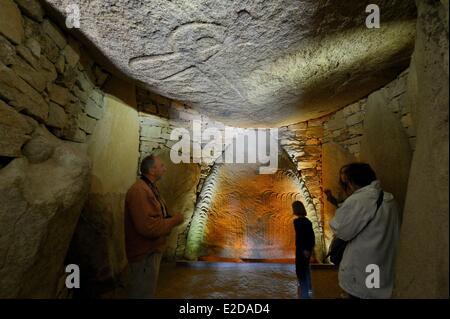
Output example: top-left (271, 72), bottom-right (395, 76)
top-left (125, 154), bottom-right (184, 298)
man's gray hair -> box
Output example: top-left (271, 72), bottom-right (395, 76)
top-left (140, 155), bottom-right (156, 175)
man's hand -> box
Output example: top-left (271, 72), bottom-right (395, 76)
top-left (171, 213), bottom-right (184, 226)
top-left (303, 250), bottom-right (311, 259)
top-left (324, 189), bottom-right (338, 207)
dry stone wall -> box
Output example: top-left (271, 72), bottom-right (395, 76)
top-left (0, 0), bottom-right (109, 158)
top-left (323, 69), bottom-right (416, 158)
top-left (279, 118), bottom-right (327, 220)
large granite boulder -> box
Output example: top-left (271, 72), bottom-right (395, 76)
top-left (0, 126), bottom-right (90, 298)
top-left (394, 0), bottom-right (449, 299)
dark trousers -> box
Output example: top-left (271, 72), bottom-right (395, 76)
top-left (296, 262), bottom-right (312, 299)
top-left (127, 252), bottom-right (162, 299)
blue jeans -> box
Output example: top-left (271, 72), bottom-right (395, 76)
top-left (296, 263), bottom-right (313, 299)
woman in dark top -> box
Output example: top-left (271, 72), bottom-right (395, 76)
top-left (292, 200), bottom-right (315, 299)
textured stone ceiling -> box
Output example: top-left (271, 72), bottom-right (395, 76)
top-left (46, 0), bottom-right (416, 127)
top-left (197, 162), bottom-right (320, 260)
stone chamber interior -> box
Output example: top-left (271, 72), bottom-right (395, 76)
top-left (0, 0), bottom-right (448, 299)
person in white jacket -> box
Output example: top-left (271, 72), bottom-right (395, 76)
top-left (328, 163), bottom-right (401, 299)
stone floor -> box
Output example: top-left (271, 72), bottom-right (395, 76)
top-left (155, 262), bottom-right (341, 299)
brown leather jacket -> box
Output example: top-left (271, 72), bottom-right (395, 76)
top-left (124, 178), bottom-right (177, 262)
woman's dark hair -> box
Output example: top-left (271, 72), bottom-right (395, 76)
top-left (341, 163), bottom-right (377, 188)
top-left (292, 201), bottom-right (307, 216)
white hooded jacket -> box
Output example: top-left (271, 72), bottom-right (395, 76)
top-left (330, 180), bottom-right (401, 299)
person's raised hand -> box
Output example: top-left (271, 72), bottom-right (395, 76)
top-left (171, 212), bottom-right (184, 225)
top-left (324, 189), bottom-right (339, 207)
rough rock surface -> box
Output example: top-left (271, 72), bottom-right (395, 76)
top-left (0, 60), bottom-right (49, 123)
top-left (45, 0), bottom-right (416, 126)
top-left (394, 0), bottom-right (449, 299)
top-left (0, 126), bottom-right (90, 298)
top-left (0, 99), bottom-right (34, 157)
top-left (0, 0), bottom-right (24, 45)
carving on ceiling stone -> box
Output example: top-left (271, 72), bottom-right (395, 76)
top-left (45, 0), bottom-right (417, 126)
